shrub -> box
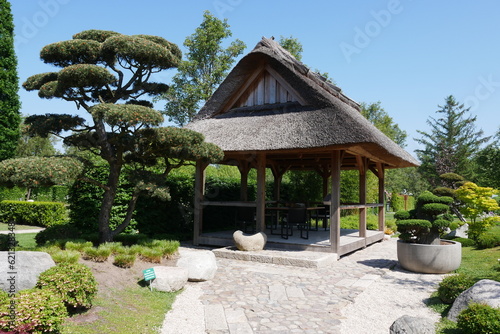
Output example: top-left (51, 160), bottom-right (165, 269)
top-left (51, 250), bottom-right (80, 264)
top-left (139, 247), bottom-right (163, 263)
top-left (35, 224), bottom-right (81, 246)
top-left (457, 303), bottom-right (500, 334)
top-left (395, 219), bottom-right (431, 243)
top-left (82, 245), bottom-right (111, 262)
top-left (139, 239), bottom-right (180, 258)
top-left (0, 234), bottom-right (17, 251)
top-left (36, 263), bottom-right (97, 311)
top-left (394, 210), bottom-right (410, 221)
top-left (452, 237), bottom-right (476, 247)
top-left (0, 200), bottom-right (68, 227)
top-left (102, 242), bottom-right (126, 254)
top-left (0, 288), bottom-right (67, 333)
top-left (476, 226), bottom-right (500, 249)
top-left (113, 254), bottom-right (136, 268)
top-left (437, 274), bottom-right (476, 304)
top-left (64, 240), bottom-right (93, 252)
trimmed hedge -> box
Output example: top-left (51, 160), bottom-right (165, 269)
top-left (0, 200), bottom-right (68, 227)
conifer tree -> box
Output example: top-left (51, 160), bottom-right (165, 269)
top-left (0, 0), bottom-right (21, 161)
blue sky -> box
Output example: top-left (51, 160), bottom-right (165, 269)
top-left (10, 0), bottom-right (500, 156)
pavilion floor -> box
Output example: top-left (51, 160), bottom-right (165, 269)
top-left (197, 228), bottom-right (385, 258)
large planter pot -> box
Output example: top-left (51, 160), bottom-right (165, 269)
top-left (397, 240), bottom-right (461, 274)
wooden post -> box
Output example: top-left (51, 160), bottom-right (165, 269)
top-left (256, 153), bottom-right (266, 232)
top-left (238, 161), bottom-right (250, 201)
top-left (330, 151), bottom-right (342, 255)
top-left (358, 157), bottom-right (367, 239)
top-left (193, 161), bottom-right (207, 246)
top-left (377, 163), bottom-right (386, 232)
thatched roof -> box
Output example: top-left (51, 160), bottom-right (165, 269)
top-left (186, 37), bottom-right (419, 169)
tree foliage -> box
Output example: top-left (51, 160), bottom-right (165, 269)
top-left (416, 95), bottom-right (489, 187)
top-left (455, 182), bottom-right (499, 224)
top-left (278, 35), bottom-right (303, 61)
top-left (0, 0), bottom-right (21, 161)
top-left (474, 129), bottom-right (500, 188)
top-left (17, 30), bottom-right (223, 242)
top-left (360, 101), bottom-right (407, 147)
top-left (162, 11), bottom-right (245, 126)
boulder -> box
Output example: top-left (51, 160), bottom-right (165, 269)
top-left (233, 230), bottom-right (267, 251)
top-left (445, 223), bottom-right (469, 239)
top-left (177, 250), bottom-right (217, 282)
top-left (389, 315), bottom-right (435, 334)
top-left (448, 279), bottom-right (500, 321)
top-left (150, 266), bottom-right (188, 292)
top-left (0, 251), bottom-right (56, 293)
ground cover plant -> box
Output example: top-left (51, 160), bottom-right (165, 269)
top-left (428, 245), bottom-right (500, 333)
top-left (5, 232), bottom-right (180, 332)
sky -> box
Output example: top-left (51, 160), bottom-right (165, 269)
top-left (9, 0), bottom-right (500, 157)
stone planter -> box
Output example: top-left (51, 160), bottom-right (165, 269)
top-left (397, 239), bottom-right (461, 274)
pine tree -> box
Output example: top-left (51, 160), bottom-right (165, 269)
top-left (415, 95), bottom-right (489, 186)
top-left (0, 0), bottom-right (21, 161)
top-left (162, 11), bottom-right (245, 126)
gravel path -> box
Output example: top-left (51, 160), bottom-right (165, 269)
top-left (161, 239), bottom-right (444, 333)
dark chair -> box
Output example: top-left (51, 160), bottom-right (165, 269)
top-left (281, 207), bottom-right (308, 239)
top-left (236, 207), bottom-right (256, 233)
top-left (310, 206), bottom-right (330, 230)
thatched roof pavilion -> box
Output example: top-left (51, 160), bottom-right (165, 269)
top-left (187, 37), bottom-right (418, 257)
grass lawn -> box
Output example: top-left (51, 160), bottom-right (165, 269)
top-left (0, 222), bottom-right (43, 231)
top-left (61, 287), bottom-right (179, 334)
top-left (14, 232), bottom-right (38, 250)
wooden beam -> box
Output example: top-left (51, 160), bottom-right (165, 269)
top-left (256, 153), bottom-right (267, 232)
top-left (330, 150), bottom-right (343, 255)
top-left (238, 161), bottom-right (251, 201)
top-left (377, 162), bottom-right (386, 232)
top-left (193, 161), bottom-right (208, 246)
top-left (359, 157), bottom-right (367, 239)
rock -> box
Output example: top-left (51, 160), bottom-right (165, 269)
top-left (177, 250), bottom-right (217, 282)
top-left (233, 230), bottom-right (267, 251)
top-left (445, 223), bottom-right (469, 239)
top-left (389, 315), bottom-right (436, 334)
top-left (448, 279), bottom-right (500, 321)
top-left (0, 251), bottom-right (56, 293)
top-left (150, 266), bottom-right (188, 292)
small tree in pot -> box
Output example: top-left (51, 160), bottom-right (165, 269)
top-left (395, 191), bottom-right (454, 245)
top-left (395, 191), bottom-right (461, 273)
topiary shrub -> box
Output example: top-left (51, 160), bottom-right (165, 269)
top-left (395, 191), bottom-right (452, 244)
top-left (457, 303), bottom-right (500, 334)
top-left (0, 288), bottom-right (67, 333)
top-left (0, 200), bottom-right (68, 227)
top-left (437, 274), bottom-right (476, 304)
top-left (394, 210), bottom-right (410, 220)
top-left (36, 263), bottom-right (97, 311)
top-left (35, 224), bottom-right (82, 246)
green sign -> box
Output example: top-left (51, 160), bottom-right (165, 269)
top-left (143, 268), bottom-right (156, 281)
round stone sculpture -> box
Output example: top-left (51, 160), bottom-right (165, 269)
top-left (233, 230), bottom-right (267, 251)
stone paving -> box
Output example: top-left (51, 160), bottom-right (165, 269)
top-left (163, 238), bottom-right (443, 334)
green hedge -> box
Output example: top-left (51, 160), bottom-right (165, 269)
top-left (0, 200), bottom-right (68, 227)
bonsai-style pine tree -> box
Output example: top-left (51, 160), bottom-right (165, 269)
top-left (395, 191), bottom-right (454, 244)
top-left (0, 30), bottom-right (223, 243)
top-left (0, 0), bottom-right (21, 161)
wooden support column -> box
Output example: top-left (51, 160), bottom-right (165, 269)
top-left (330, 150), bottom-right (343, 255)
top-left (193, 160), bottom-right (208, 246)
top-left (315, 163), bottom-right (331, 199)
top-left (270, 163), bottom-right (290, 201)
top-left (357, 156), bottom-right (367, 238)
top-left (256, 153), bottom-right (267, 232)
top-left (238, 161), bottom-right (250, 201)
top-left (377, 163), bottom-right (386, 232)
